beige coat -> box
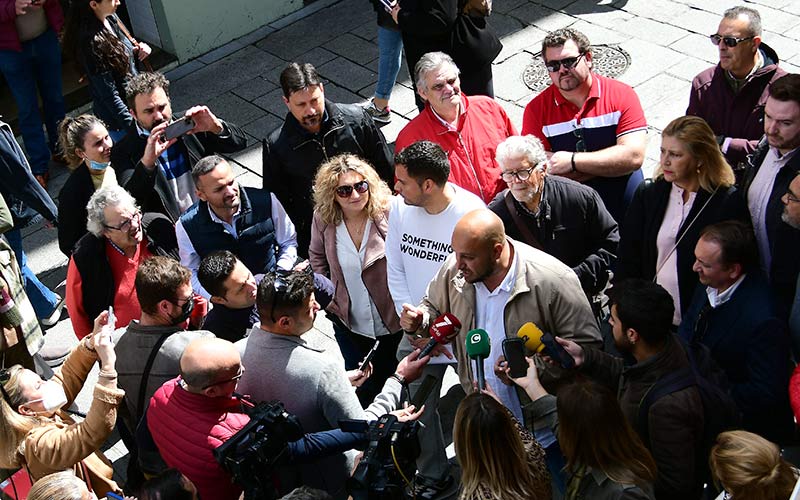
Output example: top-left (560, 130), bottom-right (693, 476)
top-left (416, 238), bottom-right (602, 394)
top-left (21, 341), bottom-right (125, 496)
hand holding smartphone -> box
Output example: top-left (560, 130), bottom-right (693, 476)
top-left (359, 340), bottom-right (380, 372)
top-left (502, 338), bottom-right (528, 378)
top-left (163, 117), bottom-right (196, 141)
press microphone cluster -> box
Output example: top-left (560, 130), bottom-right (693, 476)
top-left (465, 329), bottom-right (491, 390)
top-left (419, 313), bottom-right (462, 357)
top-left (516, 322), bottom-right (574, 369)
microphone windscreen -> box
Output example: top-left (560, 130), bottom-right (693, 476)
top-left (430, 313), bottom-right (461, 342)
top-left (517, 322), bottom-right (546, 353)
top-left (465, 329), bottom-right (491, 359)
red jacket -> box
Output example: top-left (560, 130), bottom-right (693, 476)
top-left (148, 378), bottom-right (248, 500)
top-left (395, 94), bottom-right (517, 204)
top-left (0, 0), bottom-right (64, 51)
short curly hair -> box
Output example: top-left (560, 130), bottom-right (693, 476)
top-left (312, 154), bottom-right (392, 226)
top-left (86, 185), bottom-right (139, 237)
top-left (125, 71), bottom-right (170, 109)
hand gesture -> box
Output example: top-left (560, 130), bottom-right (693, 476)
top-left (395, 348), bottom-right (431, 384)
top-left (141, 121), bottom-right (177, 170)
top-left (185, 106), bottom-right (223, 135)
top-left (390, 403), bottom-right (424, 422)
top-left (555, 336), bottom-right (584, 367)
top-left (136, 42), bottom-right (152, 60)
top-left (347, 362), bottom-right (372, 387)
top-left (507, 356), bottom-right (548, 401)
top-left (493, 355), bottom-right (513, 386)
top-left (399, 303), bottom-right (423, 333)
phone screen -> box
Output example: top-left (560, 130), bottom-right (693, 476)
top-left (359, 340), bottom-right (380, 372)
top-left (502, 338), bottom-right (527, 378)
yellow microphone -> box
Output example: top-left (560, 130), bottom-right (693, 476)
top-left (517, 322), bottom-right (546, 353)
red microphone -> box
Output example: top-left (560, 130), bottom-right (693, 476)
top-left (419, 313), bottom-right (461, 357)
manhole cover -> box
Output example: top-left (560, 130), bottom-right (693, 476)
top-left (522, 45), bottom-right (632, 94)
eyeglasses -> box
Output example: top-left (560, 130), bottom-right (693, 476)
top-left (202, 365), bottom-right (245, 389)
top-left (786, 190), bottom-right (800, 203)
top-left (573, 128), bottom-right (586, 152)
top-left (335, 180), bottom-right (369, 198)
top-left (709, 34), bottom-right (754, 48)
top-left (544, 53), bottom-right (585, 73)
top-left (500, 167), bottom-right (536, 182)
top-left (104, 210), bottom-right (141, 232)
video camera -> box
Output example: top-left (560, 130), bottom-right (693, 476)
top-left (214, 394), bottom-right (304, 500)
top-left (346, 414), bottom-right (421, 500)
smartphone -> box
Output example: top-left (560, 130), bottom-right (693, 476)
top-left (359, 340), bottom-right (380, 372)
top-left (163, 116), bottom-right (195, 141)
top-left (502, 338), bottom-right (528, 378)
top-left (107, 305), bottom-right (115, 328)
top-left (410, 375), bottom-right (438, 408)
top-left (541, 332), bottom-right (575, 370)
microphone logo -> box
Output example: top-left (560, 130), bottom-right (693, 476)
top-left (470, 333), bottom-right (481, 344)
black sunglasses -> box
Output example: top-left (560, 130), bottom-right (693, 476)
top-left (573, 128), bottom-right (586, 152)
top-left (544, 53), bottom-right (585, 73)
top-left (335, 180), bottom-right (369, 198)
top-left (709, 34), bottom-right (754, 48)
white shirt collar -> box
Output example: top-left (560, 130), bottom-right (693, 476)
top-left (706, 274), bottom-right (746, 308)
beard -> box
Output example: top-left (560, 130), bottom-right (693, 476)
top-left (782, 209), bottom-right (800, 229)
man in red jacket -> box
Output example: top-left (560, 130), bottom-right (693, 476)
top-left (687, 6), bottom-right (786, 171)
top-left (394, 51), bottom-right (517, 205)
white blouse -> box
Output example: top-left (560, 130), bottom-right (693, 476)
top-left (655, 184), bottom-right (696, 326)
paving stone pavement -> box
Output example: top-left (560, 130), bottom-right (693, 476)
top-left (17, 0), bottom-right (800, 492)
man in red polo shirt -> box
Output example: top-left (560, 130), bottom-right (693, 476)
top-left (395, 51), bottom-right (517, 205)
top-left (522, 28), bottom-right (648, 223)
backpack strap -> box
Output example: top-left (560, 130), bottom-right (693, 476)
top-left (137, 332), bottom-right (172, 422)
top-left (637, 367), bottom-right (696, 447)
top-left (503, 192), bottom-right (543, 250)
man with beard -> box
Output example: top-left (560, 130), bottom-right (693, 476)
top-left (556, 279), bottom-right (705, 499)
top-left (522, 28), bottom-right (648, 223)
top-left (262, 62), bottom-right (394, 257)
top-left (400, 209), bottom-right (601, 494)
top-left (488, 135), bottom-right (618, 296)
top-left (111, 72), bottom-right (248, 223)
top-left (65, 185), bottom-right (179, 339)
top-left (175, 155), bottom-right (299, 301)
top-left (740, 73), bottom-right (800, 314)
top-left (394, 52), bottom-right (516, 204)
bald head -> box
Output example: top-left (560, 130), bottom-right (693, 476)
top-left (180, 338), bottom-right (241, 393)
top-left (454, 209), bottom-right (506, 248)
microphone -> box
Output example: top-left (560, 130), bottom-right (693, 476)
top-left (465, 329), bottom-right (491, 390)
top-left (516, 322), bottom-right (574, 369)
top-left (419, 313), bottom-right (462, 357)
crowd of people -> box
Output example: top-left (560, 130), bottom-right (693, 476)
top-left (2, 2), bottom-right (800, 499)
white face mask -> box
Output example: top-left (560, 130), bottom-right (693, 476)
top-left (25, 382), bottom-right (68, 413)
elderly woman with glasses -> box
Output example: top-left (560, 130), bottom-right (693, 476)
top-left (65, 184), bottom-right (179, 339)
top-left (308, 154), bottom-right (402, 404)
top-left (0, 312), bottom-right (124, 497)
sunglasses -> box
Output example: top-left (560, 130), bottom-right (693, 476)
top-left (573, 128), bottom-right (586, 152)
top-left (544, 53), bottom-right (585, 73)
top-left (335, 180), bottom-right (369, 198)
top-left (709, 34), bottom-right (754, 48)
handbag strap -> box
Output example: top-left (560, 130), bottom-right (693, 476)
top-left (503, 192), bottom-right (543, 250)
top-left (137, 332), bottom-right (172, 421)
top-left (110, 15), bottom-right (154, 72)
top-left (653, 185), bottom-right (720, 279)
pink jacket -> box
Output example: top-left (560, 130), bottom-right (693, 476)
top-left (0, 0), bottom-right (64, 51)
top-left (308, 209), bottom-right (401, 334)
top-left (395, 94), bottom-right (517, 204)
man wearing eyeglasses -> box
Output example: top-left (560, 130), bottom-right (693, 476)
top-left (687, 6), bottom-right (786, 172)
top-left (394, 51), bottom-right (517, 205)
top-left (782, 173), bottom-right (800, 357)
top-left (488, 135), bottom-right (618, 296)
top-left (65, 185), bottom-right (179, 339)
top-left (522, 28), bottom-right (648, 223)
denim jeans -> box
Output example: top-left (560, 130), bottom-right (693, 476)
top-left (375, 27), bottom-right (403, 101)
top-left (4, 228), bottom-right (59, 319)
top-left (0, 29), bottom-right (65, 175)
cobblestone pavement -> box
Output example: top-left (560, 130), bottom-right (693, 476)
top-left (16, 0), bottom-right (800, 491)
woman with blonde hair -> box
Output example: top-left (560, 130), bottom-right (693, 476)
top-left (0, 312), bottom-right (124, 497)
top-left (308, 153), bottom-right (401, 403)
top-left (454, 391), bottom-right (550, 500)
top-left (710, 430), bottom-right (798, 500)
top-left (28, 470), bottom-right (96, 500)
top-left (616, 115), bottom-right (739, 325)
top-left (57, 114), bottom-right (118, 256)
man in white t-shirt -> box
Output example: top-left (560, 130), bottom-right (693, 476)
top-left (385, 140), bottom-right (484, 497)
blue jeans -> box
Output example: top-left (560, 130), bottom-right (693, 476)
top-left (4, 228), bottom-right (59, 319)
top-left (375, 27), bottom-right (403, 101)
top-left (0, 29), bottom-right (65, 175)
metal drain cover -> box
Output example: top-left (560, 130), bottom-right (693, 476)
top-left (522, 45), bottom-right (632, 94)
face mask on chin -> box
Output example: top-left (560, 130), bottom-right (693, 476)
top-left (88, 159), bottom-right (110, 171)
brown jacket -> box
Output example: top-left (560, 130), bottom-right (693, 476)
top-left (415, 238), bottom-right (602, 394)
top-left (308, 209), bottom-right (401, 334)
top-left (21, 341), bottom-right (125, 497)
